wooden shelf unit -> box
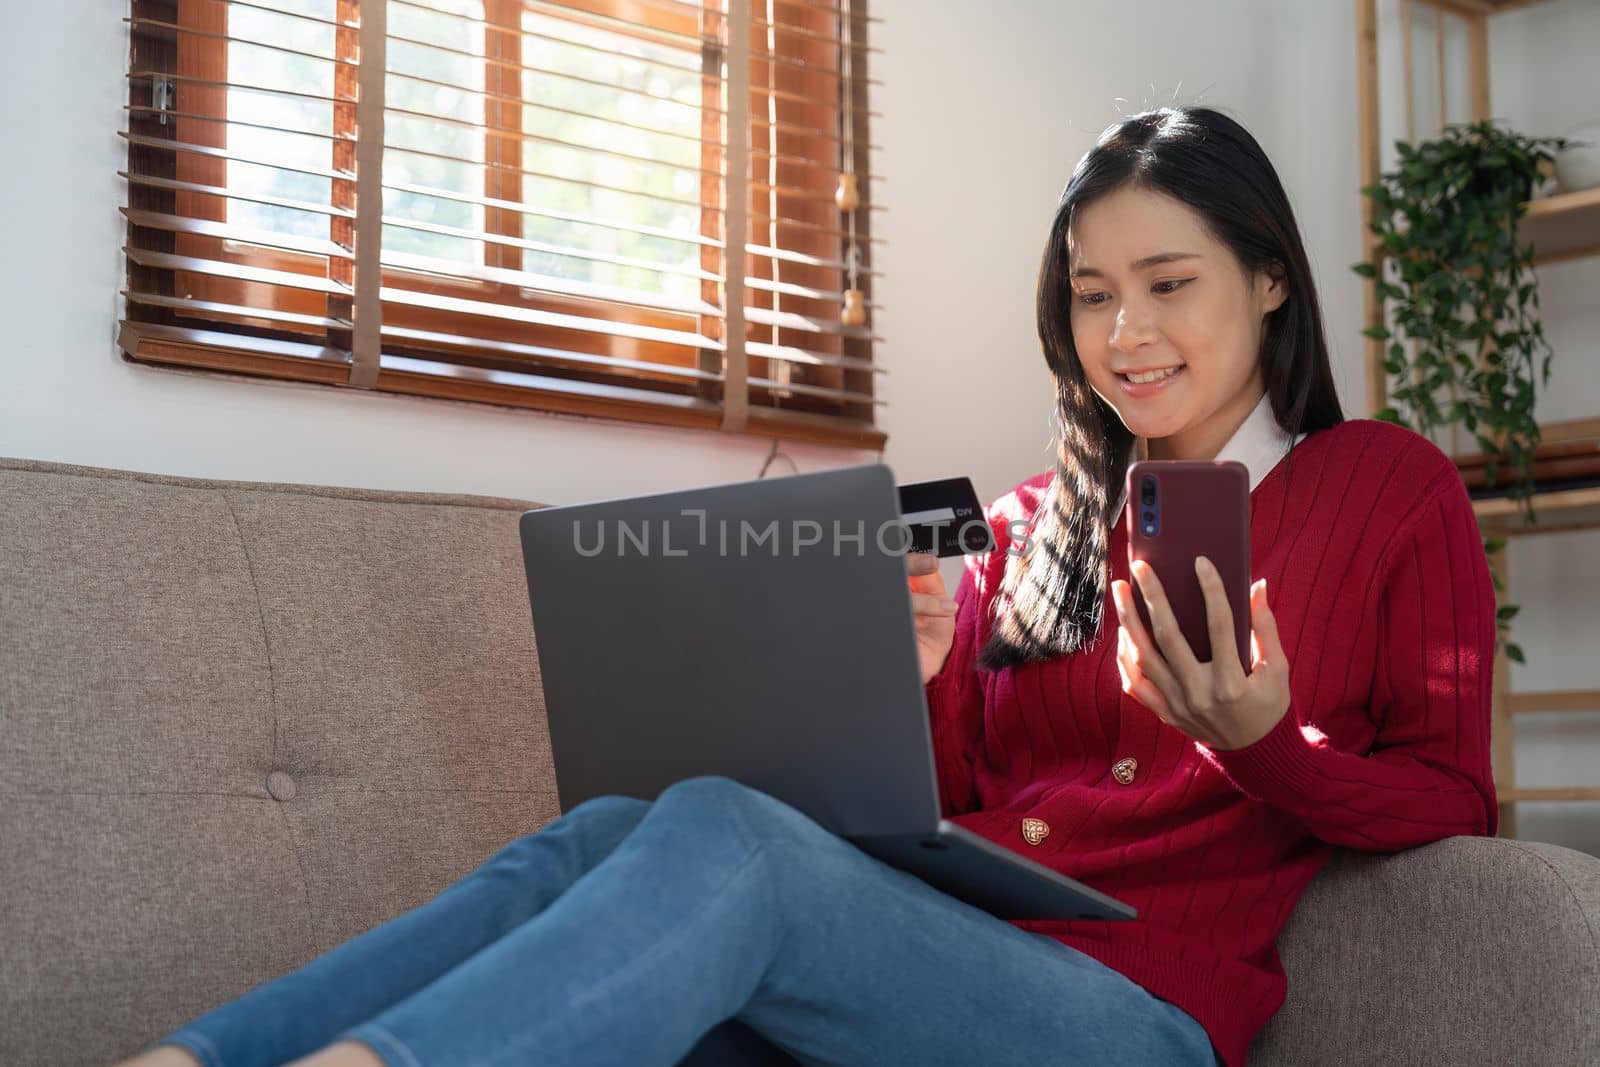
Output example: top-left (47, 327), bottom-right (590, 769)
top-left (1357, 0), bottom-right (1600, 840)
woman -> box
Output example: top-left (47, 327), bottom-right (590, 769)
top-left (124, 106), bottom-right (1496, 1067)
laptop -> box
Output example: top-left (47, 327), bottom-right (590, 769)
top-left (517, 462), bottom-right (1134, 923)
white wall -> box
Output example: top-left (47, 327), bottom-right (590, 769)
top-left (2, 1), bottom-right (1594, 853)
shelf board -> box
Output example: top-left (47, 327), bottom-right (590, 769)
top-left (1523, 186), bottom-right (1600, 266)
top-left (1507, 689), bottom-right (1600, 714)
top-left (1472, 485), bottom-right (1600, 533)
top-left (1453, 422), bottom-right (1600, 529)
top-left (1532, 416), bottom-right (1600, 447)
top-left (1500, 787), bottom-right (1600, 803)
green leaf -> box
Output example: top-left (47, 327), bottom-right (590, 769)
top-left (1496, 604), bottom-right (1520, 621)
top-left (1352, 261), bottom-right (1377, 278)
top-left (1506, 643), bottom-right (1526, 665)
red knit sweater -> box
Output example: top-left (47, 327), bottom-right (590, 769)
top-left (924, 419), bottom-right (1498, 1067)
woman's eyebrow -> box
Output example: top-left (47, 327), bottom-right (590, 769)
top-left (1070, 252), bottom-right (1202, 279)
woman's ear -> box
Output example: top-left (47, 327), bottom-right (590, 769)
top-left (1257, 262), bottom-right (1289, 315)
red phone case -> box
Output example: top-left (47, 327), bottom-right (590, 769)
top-left (1125, 460), bottom-right (1252, 673)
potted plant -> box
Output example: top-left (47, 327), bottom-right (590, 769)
top-left (1353, 119), bottom-right (1568, 665)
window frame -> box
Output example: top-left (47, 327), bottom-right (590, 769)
top-left (123, 0), bottom-right (883, 450)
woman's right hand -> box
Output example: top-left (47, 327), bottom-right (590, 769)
top-left (907, 551), bottom-right (959, 685)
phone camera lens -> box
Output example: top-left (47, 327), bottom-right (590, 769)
top-left (1140, 482), bottom-right (1156, 505)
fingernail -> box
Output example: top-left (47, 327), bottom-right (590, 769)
top-left (940, 598), bottom-right (958, 612)
top-left (1196, 556), bottom-right (1213, 575)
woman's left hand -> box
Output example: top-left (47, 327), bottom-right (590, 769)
top-left (1112, 557), bottom-right (1292, 751)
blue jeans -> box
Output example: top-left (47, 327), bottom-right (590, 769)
top-left (156, 776), bottom-right (1218, 1067)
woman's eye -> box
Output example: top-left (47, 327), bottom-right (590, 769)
top-left (1075, 278), bottom-right (1190, 307)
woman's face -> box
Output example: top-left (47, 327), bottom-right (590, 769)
top-left (1066, 185), bottom-right (1287, 461)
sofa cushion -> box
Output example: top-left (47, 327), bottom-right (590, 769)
top-left (1251, 835), bottom-right (1600, 1065)
top-left (0, 458), bottom-right (560, 1064)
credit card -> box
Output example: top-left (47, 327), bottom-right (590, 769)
top-left (896, 477), bottom-right (994, 558)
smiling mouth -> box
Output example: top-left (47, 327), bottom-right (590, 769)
top-left (1119, 366), bottom-right (1185, 384)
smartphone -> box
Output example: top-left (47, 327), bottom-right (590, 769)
top-left (1125, 460), bottom-right (1252, 673)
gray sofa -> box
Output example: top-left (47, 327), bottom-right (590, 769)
top-left (2, 455), bottom-right (1597, 1066)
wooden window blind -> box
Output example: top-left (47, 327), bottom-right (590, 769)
top-left (122, 0), bottom-right (884, 449)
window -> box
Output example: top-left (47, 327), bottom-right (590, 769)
top-left (123, 0), bottom-right (883, 449)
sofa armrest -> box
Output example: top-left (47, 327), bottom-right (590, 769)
top-left (1250, 837), bottom-right (1600, 1066)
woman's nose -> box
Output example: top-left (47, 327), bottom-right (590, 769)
top-left (1108, 302), bottom-right (1158, 352)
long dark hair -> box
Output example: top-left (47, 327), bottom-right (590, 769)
top-left (977, 106), bottom-right (1345, 672)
